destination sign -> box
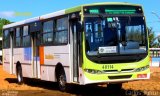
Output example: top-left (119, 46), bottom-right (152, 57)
top-left (84, 5), bottom-right (143, 15)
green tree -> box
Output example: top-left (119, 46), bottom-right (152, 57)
top-left (0, 18), bottom-right (12, 37)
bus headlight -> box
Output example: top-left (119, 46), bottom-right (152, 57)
top-left (84, 69), bottom-right (102, 74)
top-left (134, 65), bottom-right (149, 72)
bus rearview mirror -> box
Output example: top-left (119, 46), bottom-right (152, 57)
top-left (77, 21), bottom-right (84, 32)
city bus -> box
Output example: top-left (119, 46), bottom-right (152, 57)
top-left (2, 2), bottom-right (150, 91)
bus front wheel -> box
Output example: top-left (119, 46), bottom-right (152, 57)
top-left (16, 65), bottom-right (23, 84)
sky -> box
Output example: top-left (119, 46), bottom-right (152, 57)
top-left (0, 0), bottom-right (160, 36)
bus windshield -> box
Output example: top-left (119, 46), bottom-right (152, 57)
top-left (84, 16), bottom-right (147, 56)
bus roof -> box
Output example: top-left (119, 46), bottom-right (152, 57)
top-left (3, 10), bottom-right (65, 29)
top-left (3, 2), bottom-right (141, 29)
top-left (82, 2), bottom-right (141, 6)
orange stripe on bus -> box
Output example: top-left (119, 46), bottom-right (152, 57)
top-left (39, 46), bottom-right (44, 65)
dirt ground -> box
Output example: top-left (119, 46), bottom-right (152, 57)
top-left (0, 65), bottom-right (160, 96)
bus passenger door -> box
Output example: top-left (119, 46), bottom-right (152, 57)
top-left (70, 19), bottom-right (80, 82)
top-left (31, 32), bottom-right (40, 78)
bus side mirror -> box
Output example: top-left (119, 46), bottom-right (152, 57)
top-left (77, 21), bottom-right (84, 32)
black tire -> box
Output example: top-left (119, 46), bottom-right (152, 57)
top-left (107, 83), bottom-right (122, 91)
top-left (57, 69), bottom-right (67, 91)
top-left (16, 66), bottom-right (23, 84)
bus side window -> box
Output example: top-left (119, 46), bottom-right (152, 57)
top-left (54, 17), bottom-right (68, 45)
top-left (42, 20), bottom-right (53, 45)
top-left (22, 26), bottom-right (31, 47)
top-left (3, 30), bottom-right (10, 48)
top-left (15, 27), bottom-right (21, 47)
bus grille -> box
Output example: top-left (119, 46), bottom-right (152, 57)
top-left (103, 69), bottom-right (134, 74)
top-left (121, 69), bottom-right (134, 72)
top-left (108, 75), bottom-right (132, 79)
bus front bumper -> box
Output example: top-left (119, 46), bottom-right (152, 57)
top-left (81, 69), bottom-right (150, 85)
